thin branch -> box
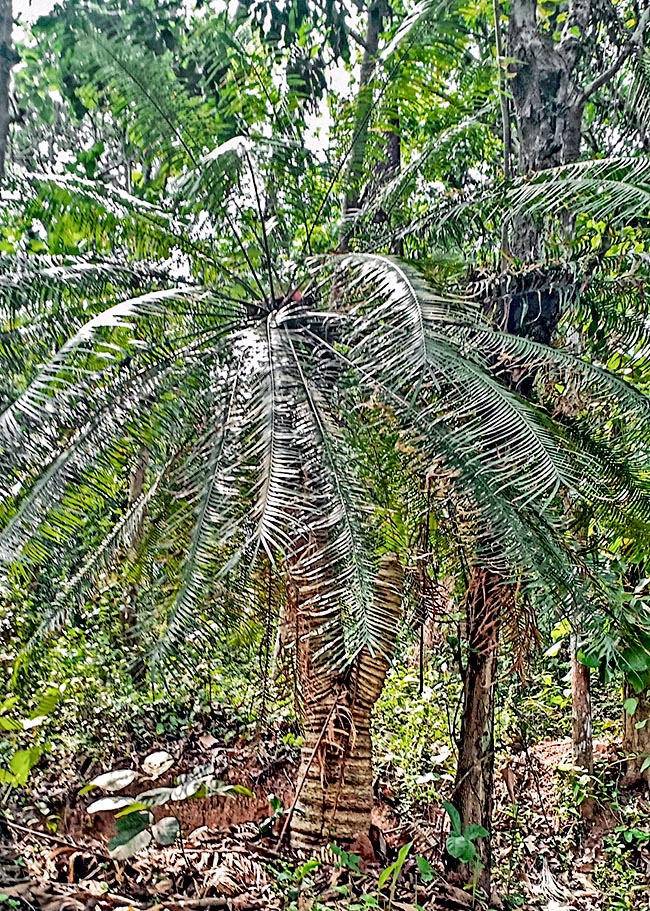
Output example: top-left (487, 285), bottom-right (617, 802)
top-left (348, 27), bottom-right (372, 52)
top-left (581, 6), bottom-right (650, 102)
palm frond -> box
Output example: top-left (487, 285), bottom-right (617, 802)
top-left (30, 462), bottom-right (168, 644)
top-left (628, 50), bottom-right (650, 137)
top-left (82, 30), bottom-right (204, 170)
top-left (500, 155), bottom-right (650, 230)
top-left (0, 285), bottom-right (208, 447)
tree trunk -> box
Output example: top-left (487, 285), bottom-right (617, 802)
top-left (290, 649), bottom-right (384, 848)
top-left (571, 633), bottom-right (593, 773)
top-left (507, 0), bottom-right (588, 259)
top-left (570, 632), bottom-right (594, 818)
top-left (290, 554), bottom-right (403, 849)
top-left (0, 0), bottom-right (15, 181)
top-left (447, 567), bottom-right (502, 894)
top-left (338, 1), bottom-right (385, 252)
top-left (463, 0), bottom-right (582, 856)
top-left (507, 1), bottom-right (584, 173)
top-left (622, 681), bottom-right (650, 787)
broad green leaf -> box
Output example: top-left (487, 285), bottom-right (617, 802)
top-left (151, 816), bottom-right (180, 845)
top-left (551, 619), bottom-right (571, 641)
top-left (9, 747), bottom-right (42, 786)
top-left (87, 796), bottom-right (134, 814)
top-left (442, 801), bottom-right (462, 836)
top-left (170, 777), bottom-right (205, 801)
top-left (84, 768), bottom-right (137, 793)
top-left (624, 697), bottom-right (639, 716)
top-left (621, 646), bottom-right (650, 673)
top-left (135, 787), bottom-right (173, 807)
top-left (627, 672), bottom-right (650, 694)
top-left (463, 824), bottom-right (489, 840)
top-left (416, 855), bottom-right (435, 882)
top-left (207, 781), bottom-right (254, 798)
top-left (577, 650), bottom-right (600, 670)
top-left (115, 802), bottom-right (151, 818)
top-left (110, 810), bottom-right (152, 848)
top-left (446, 835), bottom-right (476, 863)
top-left (109, 828), bottom-right (152, 860)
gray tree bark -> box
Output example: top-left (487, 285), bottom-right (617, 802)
top-left (507, 0), bottom-right (650, 258)
top-left (506, 0), bottom-right (591, 258)
top-left (0, 0), bottom-right (16, 181)
top-left (338, 1), bottom-right (386, 252)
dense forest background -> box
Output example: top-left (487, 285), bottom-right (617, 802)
top-left (2, 0), bottom-right (650, 909)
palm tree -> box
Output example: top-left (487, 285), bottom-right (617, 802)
top-left (4, 133), bottom-right (650, 848)
top-left (4, 23), bottom-right (650, 856)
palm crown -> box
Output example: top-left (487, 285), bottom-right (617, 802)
top-left (2, 127), bottom-right (650, 667)
top-left (3, 20), bottom-right (650, 671)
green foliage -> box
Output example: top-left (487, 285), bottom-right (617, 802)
top-left (80, 749), bottom-right (251, 859)
top-left (374, 665), bottom-right (457, 814)
top-left (330, 845), bottom-right (363, 875)
top-left (377, 839), bottom-right (412, 907)
top-left (0, 683), bottom-right (64, 788)
top-left (443, 801), bottom-right (488, 866)
top-left (3, 2), bottom-right (650, 905)
top-left (594, 805), bottom-right (650, 910)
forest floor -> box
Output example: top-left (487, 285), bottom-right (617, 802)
top-left (0, 726), bottom-right (648, 911)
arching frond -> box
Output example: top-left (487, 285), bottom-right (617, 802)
top-left (500, 155), bottom-right (650, 230)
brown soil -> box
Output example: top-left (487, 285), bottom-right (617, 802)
top-left (2, 735), bottom-right (648, 911)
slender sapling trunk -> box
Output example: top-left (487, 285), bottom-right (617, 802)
top-left (622, 681), bottom-right (650, 787)
top-left (570, 631), bottom-right (594, 818)
top-left (447, 567), bottom-right (501, 895)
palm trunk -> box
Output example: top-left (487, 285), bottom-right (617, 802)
top-left (290, 554), bottom-right (403, 849)
top-left (290, 650), bottom-right (384, 848)
top-left (447, 567), bottom-right (501, 894)
top-left (622, 681), bottom-right (650, 787)
top-left (0, 0), bottom-right (15, 181)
